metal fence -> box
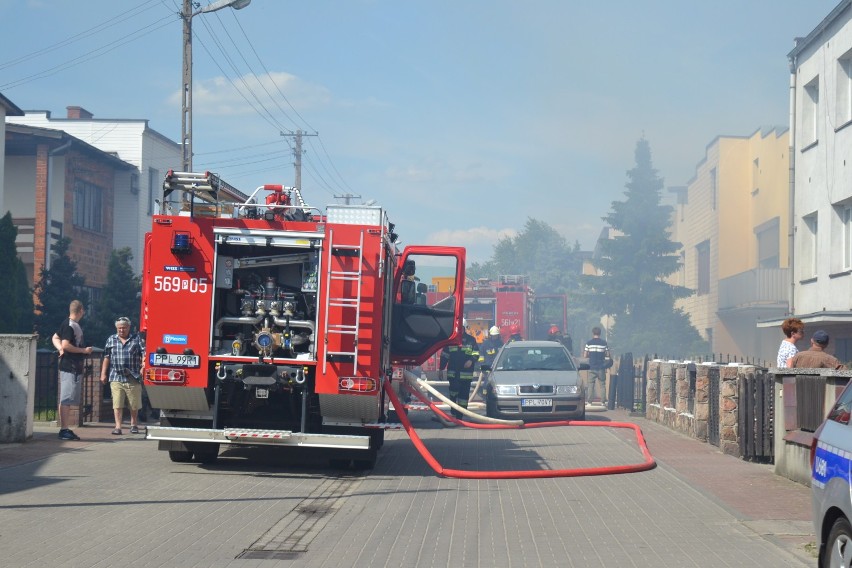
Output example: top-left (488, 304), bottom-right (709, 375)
top-left (708, 367), bottom-right (720, 446)
top-left (738, 371), bottom-right (774, 462)
top-left (35, 349), bottom-right (106, 425)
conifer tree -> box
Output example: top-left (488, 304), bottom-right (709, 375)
top-left (88, 248), bottom-right (141, 347)
top-left (33, 237), bottom-right (85, 346)
top-left (0, 212), bottom-right (34, 333)
top-left (587, 138), bottom-right (706, 356)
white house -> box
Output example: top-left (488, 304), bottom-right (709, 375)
top-left (6, 106), bottom-right (181, 274)
top-left (783, 0), bottom-right (852, 360)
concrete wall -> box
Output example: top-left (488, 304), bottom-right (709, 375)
top-left (773, 369), bottom-right (852, 485)
top-left (0, 334), bottom-right (37, 443)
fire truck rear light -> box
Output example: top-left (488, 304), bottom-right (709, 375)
top-left (147, 367), bottom-right (186, 384)
top-left (339, 377), bottom-right (377, 392)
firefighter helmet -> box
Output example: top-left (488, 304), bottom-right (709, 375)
top-left (489, 325), bottom-right (500, 336)
top-left (510, 323), bottom-right (520, 335)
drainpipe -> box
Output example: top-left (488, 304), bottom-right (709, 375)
top-left (46, 138), bottom-right (72, 269)
top-left (787, 55), bottom-right (797, 317)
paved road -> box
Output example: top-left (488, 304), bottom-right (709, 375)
top-left (0, 408), bottom-right (814, 568)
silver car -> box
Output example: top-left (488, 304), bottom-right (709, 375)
top-left (811, 380), bottom-right (852, 567)
top-left (483, 340), bottom-right (586, 421)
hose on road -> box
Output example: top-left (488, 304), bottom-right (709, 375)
top-left (385, 377), bottom-right (656, 479)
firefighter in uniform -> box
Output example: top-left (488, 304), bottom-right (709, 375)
top-left (481, 325), bottom-right (504, 368)
top-left (439, 319), bottom-right (480, 419)
top-left (508, 323), bottom-right (523, 343)
top-left (474, 325), bottom-right (504, 400)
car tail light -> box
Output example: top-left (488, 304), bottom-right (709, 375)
top-left (339, 377), bottom-right (377, 392)
top-left (147, 367), bottom-right (186, 384)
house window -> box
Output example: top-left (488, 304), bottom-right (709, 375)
top-left (696, 240), bottom-right (710, 295)
top-left (838, 50), bottom-right (852, 125)
top-left (802, 212), bottom-right (818, 279)
top-left (803, 76), bottom-right (819, 147)
top-left (130, 172), bottom-right (139, 195)
top-left (843, 205), bottom-right (852, 270)
top-left (756, 218), bottom-right (780, 269)
top-left (148, 167), bottom-right (159, 215)
top-left (73, 180), bottom-right (103, 232)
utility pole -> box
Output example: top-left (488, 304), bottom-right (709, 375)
top-left (334, 193), bottom-right (362, 204)
top-left (181, 0), bottom-right (251, 173)
top-left (280, 129), bottom-right (317, 191)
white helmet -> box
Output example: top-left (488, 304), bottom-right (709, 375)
top-left (489, 325), bottom-right (500, 336)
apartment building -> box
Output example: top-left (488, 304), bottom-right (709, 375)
top-left (671, 128), bottom-right (790, 361)
top-left (781, 0), bottom-right (852, 362)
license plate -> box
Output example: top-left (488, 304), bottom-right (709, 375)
top-left (521, 398), bottom-right (552, 407)
top-left (149, 353), bottom-right (200, 367)
top-left (256, 388), bottom-right (269, 399)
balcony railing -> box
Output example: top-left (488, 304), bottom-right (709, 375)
top-left (717, 268), bottom-right (789, 310)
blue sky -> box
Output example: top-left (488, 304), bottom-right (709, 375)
top-left (0, 0), bottom-right (841, 262)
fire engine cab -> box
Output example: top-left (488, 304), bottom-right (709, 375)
top-left (141, 171), bottom-right (465, 467)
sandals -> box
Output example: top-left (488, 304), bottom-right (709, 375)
top-left (111, 428), bottom-right (122, 435)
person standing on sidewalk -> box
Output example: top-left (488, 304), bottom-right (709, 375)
top-left (99, 316), bottom-right (146, 435)
top-left (583, 326), bottom-right (611, 405)
top-left (789, 329), bottom-right (847, 370)
top-left (776, 317), bottom-right (804, 368)
top-left (52, 300), bottom-right (93, 441)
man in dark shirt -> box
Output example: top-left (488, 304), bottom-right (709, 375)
top-left (790, 330), bottom-right (846, 370)
top-left (52, 300), bottom-right (93, 441)
top-left (583, 326), bottom-right (610, 405)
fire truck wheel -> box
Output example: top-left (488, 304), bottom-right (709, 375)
top-left (370, 428), bottom-right (384, 449)
top-left (168, 450), bottom-right (193, 463)
top-left (353, 450), bottom-right (377, 470)
top-left (193, 447), bottom-right (219, 464)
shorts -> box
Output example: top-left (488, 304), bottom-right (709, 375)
top-left (110, 381), bottom-right (143, 411)
top-left (59, 371), bottom-right (82, 405)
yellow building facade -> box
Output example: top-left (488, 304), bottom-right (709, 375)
top-left (672, 128), bottom-right (790, 361)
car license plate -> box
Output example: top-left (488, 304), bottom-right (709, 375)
top-left (521, 398), bottom-right (552, 407)
top-left (149, 353), bottom-right (200, 367)
top-left (256, 388), bottom-right (269, 399)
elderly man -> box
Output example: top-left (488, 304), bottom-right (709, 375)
top-left (100, 316), bottom-right (146, 435)
top-left (790, 330), bottom-right (846, 370)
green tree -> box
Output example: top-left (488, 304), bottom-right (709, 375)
top-left (0, 212), bottom-right (34, 333)
top-left (88, 248), bottom-right (141, 347)
top-left (33, 237), bottom-right (85, 346)
top-left (586, 138), bottom-right (706, 356)
top-left (468, 219), bottom-right (600, 348)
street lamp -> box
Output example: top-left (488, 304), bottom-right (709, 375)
top-left (181, 0), bottom-right (251, 172)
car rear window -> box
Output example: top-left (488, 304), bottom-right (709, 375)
top-left (495, 346), bottom-right (576, 371)
top-left (827, 382), bottom-right (852, 425)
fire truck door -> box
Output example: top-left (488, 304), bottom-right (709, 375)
top-left (390, 247), bottom-right (465, 366)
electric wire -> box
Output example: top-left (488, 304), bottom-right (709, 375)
top-left (0, 0), bottom-right (162, 71)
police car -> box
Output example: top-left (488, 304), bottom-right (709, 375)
top-left (811, 380), bottom-right (852, 567)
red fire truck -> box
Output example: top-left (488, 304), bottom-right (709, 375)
top-left (141, 171), bottom-right (465, 467)
top-left (420, 275), bottom-right (568, 375)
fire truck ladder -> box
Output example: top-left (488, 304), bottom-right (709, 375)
top-left (323, 229), bottom-right (365, 375)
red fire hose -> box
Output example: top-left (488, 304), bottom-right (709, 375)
top-left (385, 380), bottom-right (656, 479)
